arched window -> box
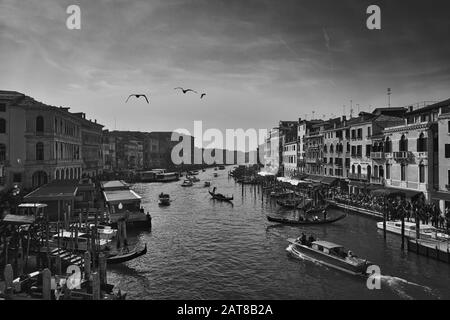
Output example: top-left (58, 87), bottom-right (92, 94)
top-left (323, 145), bottom-right (328, 153)
top-left (0, 118), bottom-right (5, 133)
top-left (330, 144), bottom-right (334, 153)
top-left (417, 132), bottom-right (427, 152)
top-left (56, 169), bottom-right (60, 180)
top-left (401, 164), bottom-right (406, 181)
top-left (0, 144), bottom-right (5, 161)
top-left (352, 164), bottom-right (355, 174)
top-left (70, 168), bottom-right (74, 179)
top-left (32, 171), bottom-right (48, 188)
top-left (36, 116), bottom-right (44, 133)
top-left (357, 165), bottom-right (361, 175)
top-left (385, 137), bottom-right (392, 153)
top-left (399, 134), bottom-right (408, 152)
top-left (36, 142), bottom-right (44, 161)
top-left (419, 163), bottom-right (425, 183)
top-left (385, 164), bottom-right (390, 179)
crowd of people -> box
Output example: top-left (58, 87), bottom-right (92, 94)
top-left (331, 189), bottom-right (449, 230)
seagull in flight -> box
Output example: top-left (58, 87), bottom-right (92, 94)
top-left (126, 94), bottom-right (149, 104)
top-left (200, 93), bottom-right (206, 99)
top-left (174, 87), bottom-right (198, 94)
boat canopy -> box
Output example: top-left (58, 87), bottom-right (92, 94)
top-left (312, 240), bottom-right (343, 250)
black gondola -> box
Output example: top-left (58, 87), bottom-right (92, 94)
top-left (107, 244), bottom-right (147, 264)
top-left (266, 213), bottom-right (346, 225)
top-left (209, 187), bottom-right (233, 201)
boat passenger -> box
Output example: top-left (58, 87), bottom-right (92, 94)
top-left (300, 233), bottom-right (307, 245)
top-left (347, 250), bottom-right (353, 258)
top-left (308, 235), bottom-right (315, 245)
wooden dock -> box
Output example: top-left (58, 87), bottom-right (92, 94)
top-left (326, 200), bottom-right (383, 220)
top-left (407, 239), bottom-right (450, 264)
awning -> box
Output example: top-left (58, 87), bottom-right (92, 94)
top-left (432, 191), bottom-right (450, 202)
top-left (371, 187), bottom-right (423, 199)
top-left (306, 175), bottom-right (324, 183)
top-left (103, 189), bottom-right (142, 204)
top-left (321, 177), bottom-right (338, 186)
top-left (348, 180), bottom-right (369, 188)
top-left (24, 180), bottom-right (78, 201)
top-left (366, 184), bottom-right (384, 191)
top-left (2, 214), bottom-right (35, 225)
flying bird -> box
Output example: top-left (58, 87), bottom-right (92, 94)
top-left (200, 93), bottom-right (206, 99)
top-left (174, 87), bottom-right (198, 94)
top-left (126, 94), bottom-right (149, 104)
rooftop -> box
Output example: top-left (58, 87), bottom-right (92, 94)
top-left (103, 189), bottom-right (142, 203)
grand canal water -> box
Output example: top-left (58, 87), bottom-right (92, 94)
top-left (107, 168), bottom-right (450, 300)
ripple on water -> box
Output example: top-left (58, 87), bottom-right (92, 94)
top-left (107, 170), bottom-right (450, 300)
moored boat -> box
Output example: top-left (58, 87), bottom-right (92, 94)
top-left (376, 220), bottom-right (450, 241)
top-left (286, 237), bottom-right (372, 276)
top-left (276, 199), bottom-right (302, 209)
top-left (267, 213), bottom-right (346, 225)
top-left (107, 244), bottom-right (147, 264)
top-left (204, 181), bottom-right (211, 187)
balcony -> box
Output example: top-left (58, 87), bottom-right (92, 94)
top-left (370, 176), bottom-right (384, 184)
top-left (351, 154), bottom-right (363, 159)
top-left (348, 173), bottom-right (368, 181)
top-left (393, 151), bottom-right (412, 160)
top-left (414, 151), bottom-right (428, 160)
top-left (370, 152), bottom-right (385, 160)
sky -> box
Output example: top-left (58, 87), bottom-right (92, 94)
top-left (1, 0), bottom-right (450, 137)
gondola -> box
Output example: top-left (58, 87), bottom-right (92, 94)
top-left (107, 244), bottom-right (147, 264)
top-left (266, 213), bottom-right (346, 225)
top-left (209, 188), bottom-right (233, 202)
top-left (276, 199), bottom-right (302, 209)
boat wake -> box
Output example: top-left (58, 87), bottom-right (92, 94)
top-left (377, 275), bottom-right (440, 300)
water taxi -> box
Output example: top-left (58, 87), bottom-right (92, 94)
top-left (181, 179), bottom-right (193, 187)
top-left (286, 237), bottom-right (372, 276)
top-left (218, 165), bottom-right (226, 170)
top-left (158, 193), bottom-right (171, 206)
top-left (376, 220), bottom-right (450, 241)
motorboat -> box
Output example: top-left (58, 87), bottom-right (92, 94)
top-left (218, 165), bottom-right (225, 170)
top-left (187, 175), bottom-right (200, 182)
top-left (286, 237), bottom-right (372, 276)
top-left (376, 220), bottom-right (450, 241)
top-left (181, 180), bottom-right (193, 187)
top-left (213, 173), bottom-right (218, 177)
top-left (204, 181), bottom-right (211, 187)
top-left (158, 193), bottom-right (171, 206)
